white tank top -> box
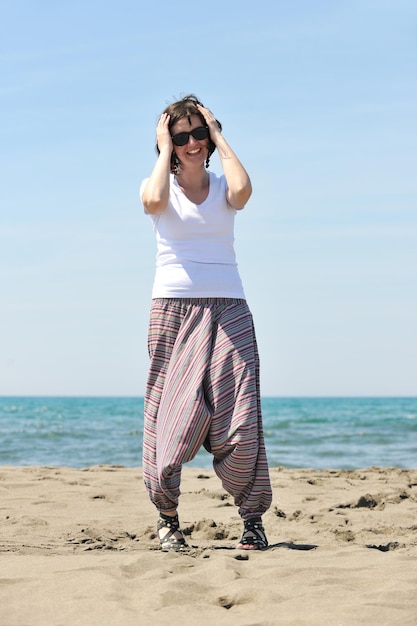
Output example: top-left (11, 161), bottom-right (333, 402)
top-left (141, 172), bottom-right (246, 299)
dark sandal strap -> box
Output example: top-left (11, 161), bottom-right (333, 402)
top-left (237, 517), bottom-right (268, 550)
top-left (157, 514), bottom-right (188, 551)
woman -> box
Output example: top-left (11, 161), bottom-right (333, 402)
top-left (140, 94), bottom-right (272, 551)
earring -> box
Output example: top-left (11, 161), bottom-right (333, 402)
top-left (205, 155), bottom-right (210, 169)
top-left (171, 155), bottom-right (180, 175)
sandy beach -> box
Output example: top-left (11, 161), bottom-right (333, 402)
top-left (1, 465), bottom-right (416, 625)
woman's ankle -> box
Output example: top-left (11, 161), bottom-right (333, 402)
top-left (159, 510), bottom-right (177, 520)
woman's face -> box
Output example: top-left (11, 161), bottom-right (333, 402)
top-left (171, 114), bottom-right (209, 169)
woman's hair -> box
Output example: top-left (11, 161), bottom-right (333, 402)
top-left (156, 94), bottom-right (222, 172)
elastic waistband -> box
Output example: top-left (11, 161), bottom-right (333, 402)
top-left (151, 297), bottom-right (247, 306)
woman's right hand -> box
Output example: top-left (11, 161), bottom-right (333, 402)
top-left (142, 113), bottom-right (172, 214)
top-left (156, 113), bottom-right (173, 153)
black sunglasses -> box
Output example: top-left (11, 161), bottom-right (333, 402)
top-left (171, 126), bottom-right (209, 147)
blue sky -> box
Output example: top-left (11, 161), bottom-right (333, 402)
top-left (1, 0), bottom-right (416, 397)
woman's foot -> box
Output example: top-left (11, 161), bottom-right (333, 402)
top-left (157, 513), bottom-right (188, 551)
top-left (236, 517), bottom-right (268, 550)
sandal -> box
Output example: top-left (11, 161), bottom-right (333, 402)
top-left (157, 513), bottom-right (188, 551)
top-left (237, 517), bottom-right (268, 550)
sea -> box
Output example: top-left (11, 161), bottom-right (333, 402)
top-left (1, 396), bottom-right (416, 470)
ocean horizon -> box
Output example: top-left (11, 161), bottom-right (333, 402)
top-left (1, 396), bottom-right (416, 470)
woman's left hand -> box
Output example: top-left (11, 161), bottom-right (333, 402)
top-left (196, 104), bottom-right (222, 143)
top-left (197, 103), bottom-right (251, 208)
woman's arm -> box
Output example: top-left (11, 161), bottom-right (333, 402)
top-left (141, 114), bottom-right (172, 215)
top-left (197, 104), bottom-right (252, 209)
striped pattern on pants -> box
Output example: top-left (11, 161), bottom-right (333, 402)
top-left (143, 298), bottom-right (272, 520)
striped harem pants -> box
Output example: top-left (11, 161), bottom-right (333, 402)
top-left (143, 298), bottom-right (272, 520)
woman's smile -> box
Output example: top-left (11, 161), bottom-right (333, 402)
top-left (187, 147), bottom-right (202, 156)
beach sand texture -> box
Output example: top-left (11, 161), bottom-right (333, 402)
top-left (1, 465), bottom-right (417, 626)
